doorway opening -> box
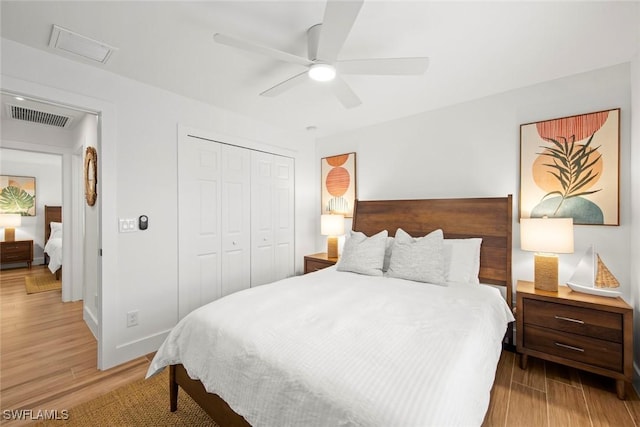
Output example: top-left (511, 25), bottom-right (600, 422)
top-left (0, 89), bottom-right (101, 352)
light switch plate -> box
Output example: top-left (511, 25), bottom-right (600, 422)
top-left (119, 218), bottom-right (137, 232)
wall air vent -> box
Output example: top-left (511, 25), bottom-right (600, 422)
top-left (8, 104), bottom-right (72, 128)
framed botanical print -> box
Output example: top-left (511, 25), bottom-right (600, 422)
top-left (0, 175), bottom-right (36, 216)
top-left (520, 108), bottom-right (619, 225)
top-left (321, 152), bottom-right (356, 218)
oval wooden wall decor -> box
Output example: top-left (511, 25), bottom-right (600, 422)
top-left (84, 147), bottom-right (98, 206)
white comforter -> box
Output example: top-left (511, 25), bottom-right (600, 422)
top-left (147, 267), bottom-right (514, 427)
top-left (44, 237), bottom-right (62, 274)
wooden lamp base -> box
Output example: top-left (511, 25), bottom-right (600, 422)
top-left (327, 236), bottom-right (338, 258)
top-left (534, 253), bottom-right (558, 291)
top-left (4, 227), bottom-right (15, 242)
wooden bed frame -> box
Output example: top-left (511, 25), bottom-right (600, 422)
top-left (44, 205), bottom-right (62, 280)
top-left (169, 195), bottom-right (513, 426)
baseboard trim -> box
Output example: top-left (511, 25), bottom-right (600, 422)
top-left (83, 306), bottom-right (99, 340)
top-left (97, 328), bottom-right (172, 370)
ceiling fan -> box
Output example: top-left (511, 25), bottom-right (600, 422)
top-left (213, 0), bottom-right (429, 108)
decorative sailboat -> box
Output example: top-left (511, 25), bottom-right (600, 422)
top-left (566, 245), bottom-right (621, 297)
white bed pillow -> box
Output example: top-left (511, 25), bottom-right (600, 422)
top-left (383, 236), bottom-right (394, 272)
top-left (49, 222), bottom-right (62, 240)
top-left (336, 230), bottom-right (388, 276)
top-left (387, 228), bottom-right (445, 284)
top-left (443, 238), bottom-right (482, 285)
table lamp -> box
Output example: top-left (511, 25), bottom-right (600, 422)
top-left (520, 217), bottom-right (574, 291)
top-left (0, 214), bottom-right (22, 241)
top-left (321, 214), bottom-right (344, 258)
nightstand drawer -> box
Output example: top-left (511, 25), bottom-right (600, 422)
top-left (304, 253), bottom-right (338, 274)
top-left (305, 260), bottom-right (333, 273)
top-left (2, 252), bottom-right (28, 261)
top-left (524, 324), bottom-right (622, 372)
top-left (0, 240), bottom-right (33, 268)
top-left (523, 299), bottom-right (622, 342)
top-left (1, 242), bottom-right (30, 254)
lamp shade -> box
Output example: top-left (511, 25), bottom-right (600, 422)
top-left (520, 217), bottom-right (574, 254)
top-left (321, 214), bottom-right (344, 236)
top-left (0, 214), bottom-right (22, 228)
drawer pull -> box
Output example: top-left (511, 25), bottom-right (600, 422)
top-left (555, 342), bottom-right (585, 352)
top-left (554, 315), bottom-right (584, 324)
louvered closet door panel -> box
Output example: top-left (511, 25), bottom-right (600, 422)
top-left (251, 151), bottom-right (275, 286)
top-left (178, 136), bottom-right (222, 319)
top-left (273, 156), bottom-right (295, 280)
top-left (221, 144), bottom-right (251, 297)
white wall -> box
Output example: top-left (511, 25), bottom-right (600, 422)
top-left (1, 38), bottom-right (317, 369)
top-left (0, 148), bottom-right (62, 264)
top-left (317, 63), bottom-right (633, 319)
top-left (630, 51), bottom-right (640, 390)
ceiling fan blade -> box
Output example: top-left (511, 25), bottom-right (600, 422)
top-left (214, 33), bottom-right (311, 67)
top-left (337, 57), bottom-right (430, 75)
top-left (260, 71), bottom-right (309, 97)
top-left (317, 0), bottom-right (364, 63)
top-left (331, 77), bottom-right (362, 109)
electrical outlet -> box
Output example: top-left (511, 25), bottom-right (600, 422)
top-left (126, 310), bottom-right (139, 327)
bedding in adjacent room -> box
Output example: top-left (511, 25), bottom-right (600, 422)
top-left (44, 222), bottom-right (63, 274)
top-left (147, 267), bottom-right (514, 426)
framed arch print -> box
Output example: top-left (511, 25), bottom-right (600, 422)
top-left (321, 152), bottom-right (356, 218)
top-left (84, 146), bottom-right (98, 206)
top-left (520, 109), bottom-right (619, 225)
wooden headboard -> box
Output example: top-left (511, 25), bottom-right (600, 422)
top-left (44, 205), bottom-right (62, 243)
top-left (352, 195), bottom-right (513, 310)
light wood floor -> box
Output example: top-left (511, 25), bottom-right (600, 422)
top-left (0, 266), bottom-right (151, 426)
top-left (1, 266), bottom-right (639, 426)
top-left (483, 345), bottom-right (640, 426)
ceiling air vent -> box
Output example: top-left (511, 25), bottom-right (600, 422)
top-left (8, 104), bottom-right (72, 128)
top-left (49, 25), bottom-right (117, 64)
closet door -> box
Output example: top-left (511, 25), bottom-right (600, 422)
top-left (251, 151), bottom-right (275, 286)
top-left (251, 152), bottom-right (294, 286)
top-left (178, 136), bottom-right (222, 319)
top-left (273, 155), bottom-right (295, 280)
top-left (220, 144), bottom-right (251, 296)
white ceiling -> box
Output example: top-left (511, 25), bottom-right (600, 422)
top-left (1, 1), bottom-right (638, 137)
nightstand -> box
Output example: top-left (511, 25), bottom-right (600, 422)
top-left (304, 252), bottom-right (338, 274)
top-left (516, 280), bottom-right (633, 399)
top-left (0, 240), bottom-right (34, 268)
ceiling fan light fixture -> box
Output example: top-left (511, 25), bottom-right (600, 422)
top-left (308, 63), bottom-right (336, 82)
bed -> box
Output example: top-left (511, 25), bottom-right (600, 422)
top-left (43, 205), bottom-right (62, 280)
top-left (147, 195), bottom-right (514, 426)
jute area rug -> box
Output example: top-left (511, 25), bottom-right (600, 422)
top-left (36, 369), bottom-right (218, 426)
top-left (24, 273), bottom-right (61, 294)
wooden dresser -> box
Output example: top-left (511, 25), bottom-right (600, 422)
top-left (516, 280), bottom-right (633, 399)
top-left (0, 240), bottom-right (33, 268)
top-left (303, 252), bottom-right (338, 274)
